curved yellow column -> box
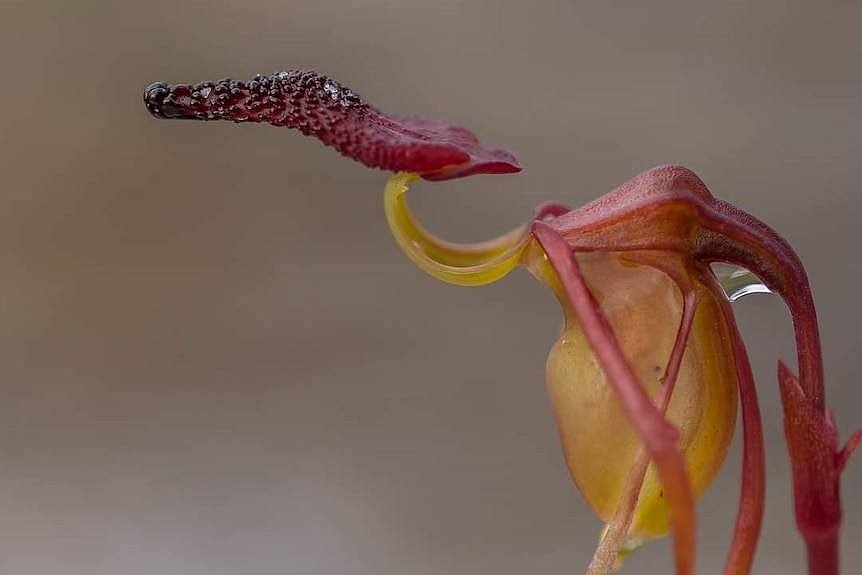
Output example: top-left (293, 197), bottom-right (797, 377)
top-left (383, 172), bottom-right (530, 286)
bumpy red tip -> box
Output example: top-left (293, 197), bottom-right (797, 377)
top-left (144, 71), bottom-right (520, 181)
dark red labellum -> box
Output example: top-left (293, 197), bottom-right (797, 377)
top-left (144, 71), bottom-right (520, 181)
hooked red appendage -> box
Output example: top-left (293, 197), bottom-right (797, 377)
top-left (143, 70), bottom-right (520, 180)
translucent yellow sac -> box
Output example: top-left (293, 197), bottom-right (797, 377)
top-left (525, 244), bottom-right (738, 540)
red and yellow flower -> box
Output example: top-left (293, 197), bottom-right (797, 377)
top-left (145, 70), bottom-right (860, 575)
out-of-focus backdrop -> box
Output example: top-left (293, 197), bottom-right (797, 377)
top-left (0, 2), bottom-right (859, 574)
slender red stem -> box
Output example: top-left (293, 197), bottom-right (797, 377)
top-left (777, 362), bottom-right (845, 575)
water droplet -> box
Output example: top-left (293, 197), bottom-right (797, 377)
top-left (712, 264), bottom-right (771, 302)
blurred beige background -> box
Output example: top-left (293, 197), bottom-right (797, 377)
top-left (0, 1), bottom-right (860, 574)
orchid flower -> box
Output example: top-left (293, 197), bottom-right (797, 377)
top-left (144, 70), bottom-right (859, 575)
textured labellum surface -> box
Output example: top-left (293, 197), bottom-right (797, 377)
top-left (531, 249), bottom-right (738, 540)
top-left (144, 71), bottom-right (520, 180)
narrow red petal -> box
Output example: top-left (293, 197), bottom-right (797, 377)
top-left (532, 222), bottom-right (696, 575)
top-left (587, 286), bottom-right (699, 574)
top-left (701, 274), bottom-right (765, 575)
top-left (143, 71), bottom-right (520, 180)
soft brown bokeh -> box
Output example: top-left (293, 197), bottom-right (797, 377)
top-left (0, 2), bottom-right (859, 574)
